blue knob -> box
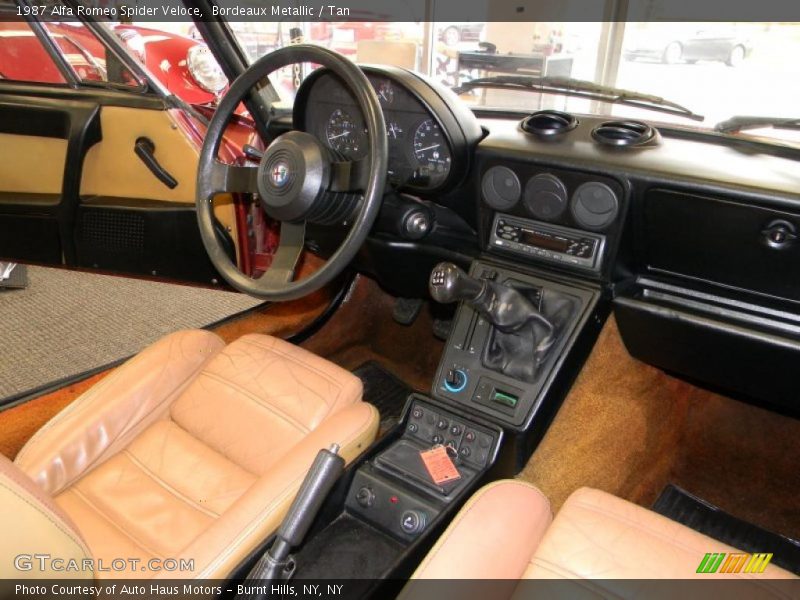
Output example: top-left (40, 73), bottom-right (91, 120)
top-left (443, 368), bottom-right (468, 393)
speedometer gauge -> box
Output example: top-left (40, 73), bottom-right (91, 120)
top-left (413, 119), bottom-right (451, 182)
top-left (326, 109), bottom-right (364, 158)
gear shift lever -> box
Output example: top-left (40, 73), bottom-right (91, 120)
top-left (430, 262), bottom-right (572, 383)
top-left (429, 262), bottom-right (552, 334)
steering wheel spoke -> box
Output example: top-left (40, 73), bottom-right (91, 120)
top-left (258, 222), bottom-right (305, 285)
top-left (202, 160), bottom-right (260, 198)
top-left (329, 158), bottom-right (370, 193)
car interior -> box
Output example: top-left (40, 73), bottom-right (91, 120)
top-left (0, 2), bottom-right (799, 598)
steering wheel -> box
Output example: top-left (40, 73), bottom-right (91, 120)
top-left (196, 45), bottom-right (387, 301)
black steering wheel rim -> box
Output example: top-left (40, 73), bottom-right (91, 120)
top-left (196, 45), bottom-right (387, 301)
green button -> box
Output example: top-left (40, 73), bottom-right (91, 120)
top-left (492, 390), bottom-right (518, 408)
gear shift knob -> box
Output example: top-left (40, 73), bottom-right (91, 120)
top-left (430, 262), bottom-right (552, 335)
top-left (429, 262), bottom-right (485, 304)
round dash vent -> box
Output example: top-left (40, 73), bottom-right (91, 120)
top-left (591, 120), bottom-right (659, 148)
top-left (521, 110), bottom-right (578, 138)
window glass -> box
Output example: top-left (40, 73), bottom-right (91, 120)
top-left (41, 20), bottom-right (141, 87)
top-left (0, 16), bottom-right (68, 84)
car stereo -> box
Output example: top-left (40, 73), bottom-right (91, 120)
top-left (489, 213), bottom-right (606, 272)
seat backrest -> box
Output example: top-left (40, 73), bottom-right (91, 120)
top-left (169, 334), bottom-right (363, 476)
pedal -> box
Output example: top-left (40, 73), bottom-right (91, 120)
top-left (432, 318), bottom-right (452, 341)
top-left (393, 297), bottom-right (423, 326)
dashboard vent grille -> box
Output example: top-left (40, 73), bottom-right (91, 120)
top-left (591, 120), bottom-right (659, 148)
top-left (521, 110), bottom-right (578, 138)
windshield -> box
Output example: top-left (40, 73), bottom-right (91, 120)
top-left (223, 20), bottom-right (798, 143)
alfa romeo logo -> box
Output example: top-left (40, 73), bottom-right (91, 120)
top-left (270, 161), bottom-right (290, 187)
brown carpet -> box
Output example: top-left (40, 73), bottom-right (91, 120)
top-left (519, 316), bottom-right (800, 540)
top-left (301, 275), bottom-right (444, 394)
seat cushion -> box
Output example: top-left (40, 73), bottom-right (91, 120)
top-left (409, 482), bottom-right (796, 595)
top-left (14, 330), bottom-right (378, 579)
top-left (525, 487), bottom-right (796, 581)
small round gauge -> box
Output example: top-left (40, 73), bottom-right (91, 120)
top-left (387, 121), bottom-right (404, 140)
top-left (325, 108), bottom-right (364, 158)
top-left (376, 80), bottom-right (394, 105)
top-left (413, 119), bottom-right (451, 180)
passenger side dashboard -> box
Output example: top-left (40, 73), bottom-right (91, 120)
top-left (474, 112), bottom-right (800, 413)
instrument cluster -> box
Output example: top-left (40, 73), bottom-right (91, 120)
top-left (300, 71), bottom-right (454, 191)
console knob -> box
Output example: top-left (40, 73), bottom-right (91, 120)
top-left (355, 486), bottom-right (375, 508)
top-left (443, 368), bottom-right (468, 393)
top-left (400, 510), bottom-right (427, 534)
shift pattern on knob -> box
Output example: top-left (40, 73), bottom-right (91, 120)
top-left (429, 262), bottom-right (485, 304)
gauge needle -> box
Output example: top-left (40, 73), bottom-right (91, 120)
top-left (416, 144), bottom-right (440, 152)
top-left (329, 132), bottom-right (351, 139)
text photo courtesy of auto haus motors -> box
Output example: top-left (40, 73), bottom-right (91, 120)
top-left (0, 0), bottom-right (799, 598)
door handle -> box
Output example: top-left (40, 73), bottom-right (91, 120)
top-left (134, 137), bottom-right (178, 189)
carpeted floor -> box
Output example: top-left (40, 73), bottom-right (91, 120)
top-left (519, 316), bottom-right (800, 540)
top-left (0, 266), bottom-right (264, 404)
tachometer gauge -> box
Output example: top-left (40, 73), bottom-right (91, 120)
top-left (413, 119), bottom-right (451, 178)
top-left (325, 109), bottom-right (363, 158)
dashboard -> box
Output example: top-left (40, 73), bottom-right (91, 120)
top-left (294, 65), bottom-right (482, 193)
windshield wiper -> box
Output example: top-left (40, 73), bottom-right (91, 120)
top-left (452, 75), bottom-right (704, 122)
top-left (714, 116), bottom-right (800, 134)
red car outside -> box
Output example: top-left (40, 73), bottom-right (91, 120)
top-left (0, 21), bottom-right (228, 106)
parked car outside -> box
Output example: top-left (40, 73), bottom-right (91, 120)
top-left (624, 24), bottom-right (751, 66)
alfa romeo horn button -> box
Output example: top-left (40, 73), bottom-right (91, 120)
top-left (270, 160), bottom-right (291, 188)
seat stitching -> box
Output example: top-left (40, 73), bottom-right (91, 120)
top-left (196, 405), bottom-right (377, 578)
top-left (68, 487), bottom-right (164, 559)
top-left (236, 339), bottom-right (346, 408)
top-left (167, 418), bottom-right (259, 477)
top-left (526, 558), bottom-right (628, 598)
top-left (0, 481), bottom-right (91, 559)
top-left (195, 372), bottom-right (310, 433)
top-left (236, 338), bottom-right (343, 382)
top-left (121, 450), bottom-right (220, 518)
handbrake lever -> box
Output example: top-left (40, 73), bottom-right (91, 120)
top-left (237, 444), bottom-right (345, 597)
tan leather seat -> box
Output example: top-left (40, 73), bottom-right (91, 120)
top-left (2, 330), bottom-right (378, 579)
top-left (410, 480), bottom-right (795, 590)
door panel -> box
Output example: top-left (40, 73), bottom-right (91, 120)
top-left (0, 98), bottom-right (100, 264)
top-left (74, 105), bottom-right (239, 283)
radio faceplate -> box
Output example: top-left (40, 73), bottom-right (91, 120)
top-left (489, 213), bottom-right (606, 272)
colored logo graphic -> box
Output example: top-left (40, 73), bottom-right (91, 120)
top-left (696, 552), bottom-right (773, 574)
top-left (270, 161), bottom-right (290, 188)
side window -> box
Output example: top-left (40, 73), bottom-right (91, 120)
top-left (0, 16), bottom-right (69, 84)
top-left (0, 3), bottom-right (141, 89)
top-left (40, 20), bottom-right (141, 88)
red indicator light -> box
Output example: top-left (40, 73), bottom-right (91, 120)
top-left (390, 496), bottom-right (399, 504)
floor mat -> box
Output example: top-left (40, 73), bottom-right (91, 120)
top-left (0, 266), bottom-right (264, 405)
top-left (653, 484), bottom-right (800, 574)
top-left (353, 361), bottom-right (414, 430)
top-left (519, 317), bottom-right (800, 539)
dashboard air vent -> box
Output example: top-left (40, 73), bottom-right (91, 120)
top-left (591, 120), bottom-right (659, 148)
top-left (521, 110), bottom-right (578, 138)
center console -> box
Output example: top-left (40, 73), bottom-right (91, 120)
top-left (266, 160), bottom-right (622, 590)
top-left (346, 395), bottom-right (501, 541)
top-left (431, 261), bottom-right (597, 429)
